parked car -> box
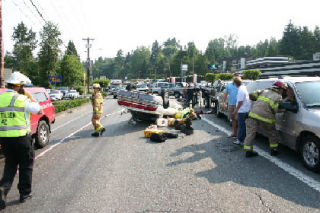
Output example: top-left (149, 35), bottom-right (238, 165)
top-left (57, 86), bottom-right (69, 98)
top-left (168, 82), bottom-right (187, 98)
top-left (110, 84), bottom-right (123, 99)
top-left (65, 90), bottom-right (80, 99)
top-left (49, 89), bottom-right (63, 100)
top-left (136, 84), bottom-right (149, 92)
top-left (0, 87), bottom-right (56, 148)
top-left (150, 82), bottom-right (170, 94)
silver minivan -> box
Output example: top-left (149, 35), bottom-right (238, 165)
top-left (275, 76), bottom-right (320, 171)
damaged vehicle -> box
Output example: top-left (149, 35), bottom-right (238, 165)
top-left (117, 90), bottom-right (182, 121)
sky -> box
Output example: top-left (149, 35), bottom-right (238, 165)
top-left (3, 0), bottom-right (320, 61)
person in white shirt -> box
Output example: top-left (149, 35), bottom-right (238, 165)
top-left (232, 77), bottom-right (251, 145)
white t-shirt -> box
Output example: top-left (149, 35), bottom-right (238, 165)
top-left (236, 85), bottom-right (251, 113)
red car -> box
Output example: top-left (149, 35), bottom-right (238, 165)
top-left (0, 87), bottom-right (55, 148)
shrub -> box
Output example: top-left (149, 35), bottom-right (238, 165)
top-left (242, 69), bottom-right (261, 80)
top-left (93, 78), bottom-right (110, 88)
top-left (53, 98), bottom-right (90, 113)
top-left (205, 73), bottom-right (216, 85)
top-left (216, 73), bottom-right (233, 81)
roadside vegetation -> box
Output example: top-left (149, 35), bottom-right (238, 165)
top-left (53, 98), bottom-right (90, 113)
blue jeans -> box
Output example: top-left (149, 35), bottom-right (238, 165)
top-left (237, 112), bottom-right (248, 143)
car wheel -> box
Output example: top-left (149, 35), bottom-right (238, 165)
top-left (174, 92), bottom-right (180, 99)
top-left (301, 135), bottom-right (320, 172)
top-left (113, 95), bottom-right (117, 99)
top-left (35, 120), bottom-right (50, 148)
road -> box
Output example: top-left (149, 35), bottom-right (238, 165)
top-left (1, 97), bottom-right (320, 212)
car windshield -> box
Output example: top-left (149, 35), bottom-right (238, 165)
top-left (69, 90), bottom-right (77, 93)
top-left (295, 81), bottom-right (320, 108)
top-left (137, 84), bottom-right (146, 88)
top-left (50, 90), bottom-right (59, 94)
top-left (111, 84), bottom-right (121, 89)
top-left (159, 83), bottom-right (169, 88)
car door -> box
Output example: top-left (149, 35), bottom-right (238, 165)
top-left (275, 84), bottom-right (299, 149)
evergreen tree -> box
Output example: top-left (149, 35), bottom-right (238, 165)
top-left (65, 40), bottom-right (78, 57)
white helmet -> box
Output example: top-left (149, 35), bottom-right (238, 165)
top-left (5, 72), bottom-right (32, 86)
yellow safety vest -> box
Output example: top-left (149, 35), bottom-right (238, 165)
top-left (0, 92), bottom-right (30, 137)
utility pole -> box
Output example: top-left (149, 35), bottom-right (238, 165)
top-left (0, 0), bottom-right (4, 88)
top-left (82, 37), bottom-right (94, 94)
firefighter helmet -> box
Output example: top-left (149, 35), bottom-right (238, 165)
top-left (93, 83), bottom-right (101, 89)
top-left (5, 72), bottom-right (31, 86)
top-left (273, 81), bottom-right (288, 90)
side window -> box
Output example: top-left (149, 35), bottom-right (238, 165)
top-left (32, 92), bottom-right (48, 102)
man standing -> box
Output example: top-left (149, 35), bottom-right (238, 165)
top-left (0, 72), bottom-right (42, 209)
top-left (91, 83), bottom-right (105, 137)
top-left (232, 77), bottom-right (251, 145)
top-left (222, 74), bottom-right (239, 138)
top-left (244, 81), bottom-right (287, 157)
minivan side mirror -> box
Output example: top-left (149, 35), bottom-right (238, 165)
top-left (280, 101), bottom-right (298, 113)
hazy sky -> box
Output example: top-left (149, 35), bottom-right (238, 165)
top-left (3, 0), bottom-right (320, 61)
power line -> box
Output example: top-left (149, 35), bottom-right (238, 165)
top-left (28, 0), bottom-right (46, 23)
top-left (21, 0), bottom-right (42, 25)
top-left (11, 0), bottom-right (38, 26)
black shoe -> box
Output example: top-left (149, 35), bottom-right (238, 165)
top-left (270, 149), bottom-right (279, 156)
top-left (0, 188), bottom-right (6, 210)
top-left (91, 132), bottom-right (100, 137)
top-left (245, 151), bottom-right (258, 158)
top-left (100, 128), bottom-right (106, 136)
top-left (20, 193), bottom-right (32, 203)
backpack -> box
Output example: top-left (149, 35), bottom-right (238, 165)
top-left (163, 132), bottom-right (178, 138)
top-left (150, 133), bottom-right (167, 143)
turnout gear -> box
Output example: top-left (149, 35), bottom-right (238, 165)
top-left (0, 92), bottom-right (30, 137)
top-left (91, 91), bottom-right (104, 135)
top-left (244, 88), bottom-right (283, 154)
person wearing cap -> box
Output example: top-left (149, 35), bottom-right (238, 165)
top-left (0, 72), bottom-right (43, 209)
top-left (91, 83), bottom-right (105, 137)
top-left (243, 81), bottom-right (288, 157)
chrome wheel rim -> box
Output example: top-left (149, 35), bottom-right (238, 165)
top-left (40, 125), bottom-right (48, 143)
top-left (303, 141), bottom-right (319, 167)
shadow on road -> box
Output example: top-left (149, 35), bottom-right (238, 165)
top-left (167, 127), bottom-right (320, 210)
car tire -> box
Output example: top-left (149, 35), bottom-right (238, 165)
top-left (174, 92), bottom-right (180, 99)
top-left (35, 120), bottom-right (50, 148)
top-left (301, 135), bottom-right (320, 172)
top-left (113, 95), bottom-right (117, 99)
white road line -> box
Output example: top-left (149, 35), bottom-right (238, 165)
top-left (36, 110), bottom-right (122, 160)
top-left (202, 117), bottom-right (320, 193)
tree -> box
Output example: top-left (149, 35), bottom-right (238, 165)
top-left (60, 54), bottom-right (84, 87)
top-left (279, 21), bottom-right (301, 59)
top-left (205, 38), bottom-right (225, 64)
top-left (38, 22), bottom-right (63, 87)
top-left (128, 47), bottom-right (151, 79)
top-left (65, 40), bottom-right (78, 57)
top-left (242, 69), bottom-right (261, 80)
top-left (4, 52), bottom-right (15, 69)
top-left (11, 22), bottom-right (37, 74)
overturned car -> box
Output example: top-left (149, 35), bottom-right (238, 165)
top-left (117, 90), bottom-right (182, 121)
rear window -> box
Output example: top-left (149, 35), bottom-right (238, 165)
top-left (32, 92), bottom-right (48, 102)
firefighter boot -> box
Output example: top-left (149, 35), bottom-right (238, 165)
top-left (100, 128), bottom-right (106, 136)
top-left (245, 150), bottom-right (258, 158)
top-left (270, 149), bottom-right (279, 156)
top-left (91, 132), bottom-right (100, 137)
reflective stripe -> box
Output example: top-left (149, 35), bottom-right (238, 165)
top-left (0, 107), bottom-right (25, 112)
top-left (244, 145), bottom-right (253, 151)
top-left (10, 94), bottom-right (19, 107)
top-left (249, 112), bottom-right (275, 124)
top-left (257, 96), bottom-right (279, 109)
top-left (270, 143), bottom-right (278, 148)
top-left (0, 125), bottom-right (29, 131)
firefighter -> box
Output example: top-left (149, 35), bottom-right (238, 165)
top-left (0, 72), bottom-right (42, 209)
top-left (244, 81), bottom-right (288, 157)
top-left (91, 83), bottom-right (105, 137)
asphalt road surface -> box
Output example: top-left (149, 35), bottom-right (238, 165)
top-left (1, 97), bottom-right (320, 213)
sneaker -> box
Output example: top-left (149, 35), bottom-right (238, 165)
top-left (20, 193), bottom-right (32, 203)
top-left (233, 140), bottom-right (241, 145)
top-left (245, 151), bottom-right (258, 158)
top-left (0, 188), bottom-right (6, 210)
top-left (270, 149), bottom-right (279, 156)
